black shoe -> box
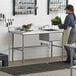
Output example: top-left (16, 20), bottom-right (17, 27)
top-left (63, 60), bottom-right (70, 63)
top-left (73, 59), bottom-right (76, 65)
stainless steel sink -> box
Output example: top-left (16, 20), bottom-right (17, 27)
top-left (43, 29), bottom-right (58, 31)
top-left (39, 29), bottom-right (61, 41)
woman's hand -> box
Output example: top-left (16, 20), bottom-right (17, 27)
top-left (58, 24), bottom-right (62, 29)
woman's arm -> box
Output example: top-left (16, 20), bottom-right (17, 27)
top-left (59, 15), bottom-right (72, 29)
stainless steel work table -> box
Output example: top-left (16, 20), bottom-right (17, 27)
top-left (8, 29), bottom-right (64, 63)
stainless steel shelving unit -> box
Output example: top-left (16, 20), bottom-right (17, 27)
top-left (13, 0), bottom-right (37, 16)
top-left (47, 0), bottom-right (68, 14)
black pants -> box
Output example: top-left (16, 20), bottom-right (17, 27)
top-left (64, 33), bottom-right (76, 61)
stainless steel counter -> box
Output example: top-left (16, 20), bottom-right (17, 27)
top-left (8, 29), bottom-right (64, 63)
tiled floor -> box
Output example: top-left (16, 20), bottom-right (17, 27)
top-left (19, 69), bottom-right (70, 76)
top-left (0, 69), bottom-right (70, 76)
top-left (8, 57), bottom-right (66, 67)
top-left (0, 68), bottom-right (71, 76)
top-left (0, 57), bottom-right (74, 76)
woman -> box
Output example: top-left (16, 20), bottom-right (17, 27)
top-left (58, 5), bottom-right (76, 62)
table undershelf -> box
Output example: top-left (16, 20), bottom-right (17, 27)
top-left (13, 44), bottom-right (48, 51)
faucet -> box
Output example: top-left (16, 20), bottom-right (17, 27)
top-left (38, 25), bottom-right (49, 30)
top-left (42, 25), bottom-right (49, 28)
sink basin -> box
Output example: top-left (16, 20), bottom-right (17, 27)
top-left (43, 29), bottom-right (58, 31)
top-left (39, 29), bottom-right (61, 41)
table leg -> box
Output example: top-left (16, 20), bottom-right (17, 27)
top-left (48, 42), bottom-right (51, 63)
top-left (12, 33), bottom-right (14, 61)
top-left (49, 41), bottom-right (53, 63)
top-left (8, 33), bottom-right (11, 61)
top-left (51, 41), bottom-right (53, 60)
top-left (22, 35), bottom-right (24, 63)
top-left (70, 68), bottom-right (73, 76)
top-left (62, 32), bottom-right (64, 60)
top-left (70, 48), bottom-right (73, 76)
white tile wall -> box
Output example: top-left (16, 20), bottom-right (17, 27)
top-left (0, 0), bottom-right (75, 61)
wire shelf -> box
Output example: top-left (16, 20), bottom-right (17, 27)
top-left (13, 0), bottom-right (37, 16)
top-left (47, 0), bottom-right (68, 14)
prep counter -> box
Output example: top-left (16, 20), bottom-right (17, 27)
top-left (8, 29), bottom-right (64, 63)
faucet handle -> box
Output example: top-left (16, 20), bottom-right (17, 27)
top-left (43, 25), bottom-right (49, 28)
